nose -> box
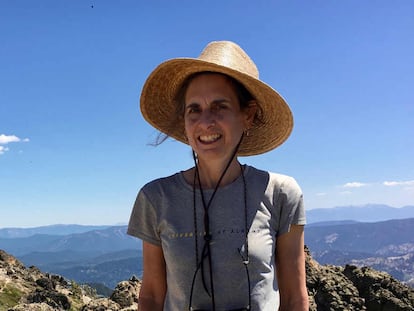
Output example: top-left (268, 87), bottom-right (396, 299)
top-left (199, 109), bottom-right (216, 128)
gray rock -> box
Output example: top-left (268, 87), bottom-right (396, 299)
top-left (1, 248), bottom-right (413, 310)
top-left (110, 276), bottom-right (141, 308)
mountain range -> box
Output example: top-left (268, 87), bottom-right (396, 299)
top-left (0, 224), bottom-right (111, 239)
top-left (0, 225), bottom-right (141, 256)
top-left (0, 226), bottom-right (142, 290)
top-left (0, 204), bottom-right (413, 290)
top-left (306, 204), bottom-right (414, 223)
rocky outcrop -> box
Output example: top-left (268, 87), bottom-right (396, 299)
top-left (81, 277), bottom-right (141, 311)
top-left (1, 248), bottom-right (413, 310)
top-left (0, 249), bottom-right (141, 311)
top-left (305, 246), bottom-right (414, 311)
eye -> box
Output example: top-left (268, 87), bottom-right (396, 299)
top-left (185, 103), bottom-right (201, 115)
top-left (211, 100), bottom-right (229, 112)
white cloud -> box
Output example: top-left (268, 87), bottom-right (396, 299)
top-left (0, 134), bottom-right (29, 155)
top-left (0, 146), bottom-right (9, 154)
top-left (0, 134), bottom-right (21, 144)
top-left (383, 180), bottom-right (414, 187)
top-left (308, 178), bottom-right (414, 210)
top-left (343, 182), bottom-right (367, 188)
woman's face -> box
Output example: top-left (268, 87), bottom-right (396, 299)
top-left (184, 73), bottom-right (254, 162)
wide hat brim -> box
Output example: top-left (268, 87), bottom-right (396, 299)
top-left (140, 45), bottom-right (293, 156)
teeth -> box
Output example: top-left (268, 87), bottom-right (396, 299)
top-left (199, 134), bottom-right (221, 142)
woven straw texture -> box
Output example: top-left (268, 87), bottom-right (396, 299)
top-left (140, 41), bottom-right (293, 156)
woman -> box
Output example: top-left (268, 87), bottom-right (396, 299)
top-left (128, 41), bottom-right (308, 311)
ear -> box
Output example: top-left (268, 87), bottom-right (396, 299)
top-left (243, 100), bottom-right (258, 128)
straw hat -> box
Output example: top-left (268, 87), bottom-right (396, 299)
top-left (140, 41), bottom-right (293, 156)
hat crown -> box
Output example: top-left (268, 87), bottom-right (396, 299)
top-left (198, 41), bottom-right (259, 79)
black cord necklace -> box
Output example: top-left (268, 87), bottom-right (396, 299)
top-left (189, 135), bottom-right (251, 311)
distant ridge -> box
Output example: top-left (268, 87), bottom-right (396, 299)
top-left (0, 226), bottom-right (140, 256)
top-left (306, 204), bottom-right (414, 224)
top-left (305, 217), bottom-right (414, 286)
top-left (0, 224), bottom-right (111, 238)
top-left (305, 218), bottom-right (414, 254)
top-left (0, 216), bottom-right (413, 291)
top-left (306, 220), bottom-right (360, 227)
top-left (2, 204), bottom-right (412, 234)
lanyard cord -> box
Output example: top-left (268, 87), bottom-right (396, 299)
top-left (190, 134), bottom-right (246, 311)
top-left (239, 169), bottom-right (251, 310)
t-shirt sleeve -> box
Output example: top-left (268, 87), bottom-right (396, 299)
top-left (277, 176), bottom-right (306, 236)
top-left (127, 187), bottom-right (162, 246)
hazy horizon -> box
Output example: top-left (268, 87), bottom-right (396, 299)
top-left (1, 203), bottom-right (414, 229)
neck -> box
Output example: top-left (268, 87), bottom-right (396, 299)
top-left (195, 157), bottom-right (241, 189)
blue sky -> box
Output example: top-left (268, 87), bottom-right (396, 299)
top-left (1, 1), bottom-right (413, 228)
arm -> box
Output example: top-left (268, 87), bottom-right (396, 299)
top-left (275, 224), bottom-right (309, 311)
top-left (138, 241), bottom-right (167, 311)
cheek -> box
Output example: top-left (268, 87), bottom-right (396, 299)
top-left (184, 121), bottom-right (194, 140)
top-left (184, 119), bottom-right (190, 133)
top-left (229, 115), bottom-right (247, 130)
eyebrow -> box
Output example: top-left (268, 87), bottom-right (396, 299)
top-left (185, 98), bottom-right (230, 108)
top-left (185, 102), bottom-right (200, 110)
top-left (211, 99), bottom-right (230, 105)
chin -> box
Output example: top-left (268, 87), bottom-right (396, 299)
top-left (195, 148), bottom-right (231, 161)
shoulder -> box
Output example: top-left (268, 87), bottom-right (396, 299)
top-left (246, 165), bottom-right (302, 193)
top-left (270, 172), bottom-right (302, 195)
top-left (141, 172), bottom-right (183, 193)
top-left (246, 166), bottom-right (303, 208)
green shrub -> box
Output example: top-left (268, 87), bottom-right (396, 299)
top-left (0, 284), bottom-right (24, 311)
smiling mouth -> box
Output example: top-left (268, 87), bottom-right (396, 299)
top-left (198, 134), bottom-right (222, 143)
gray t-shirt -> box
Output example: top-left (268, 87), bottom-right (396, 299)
top-left (128, 165), bottom-right (306, 311)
